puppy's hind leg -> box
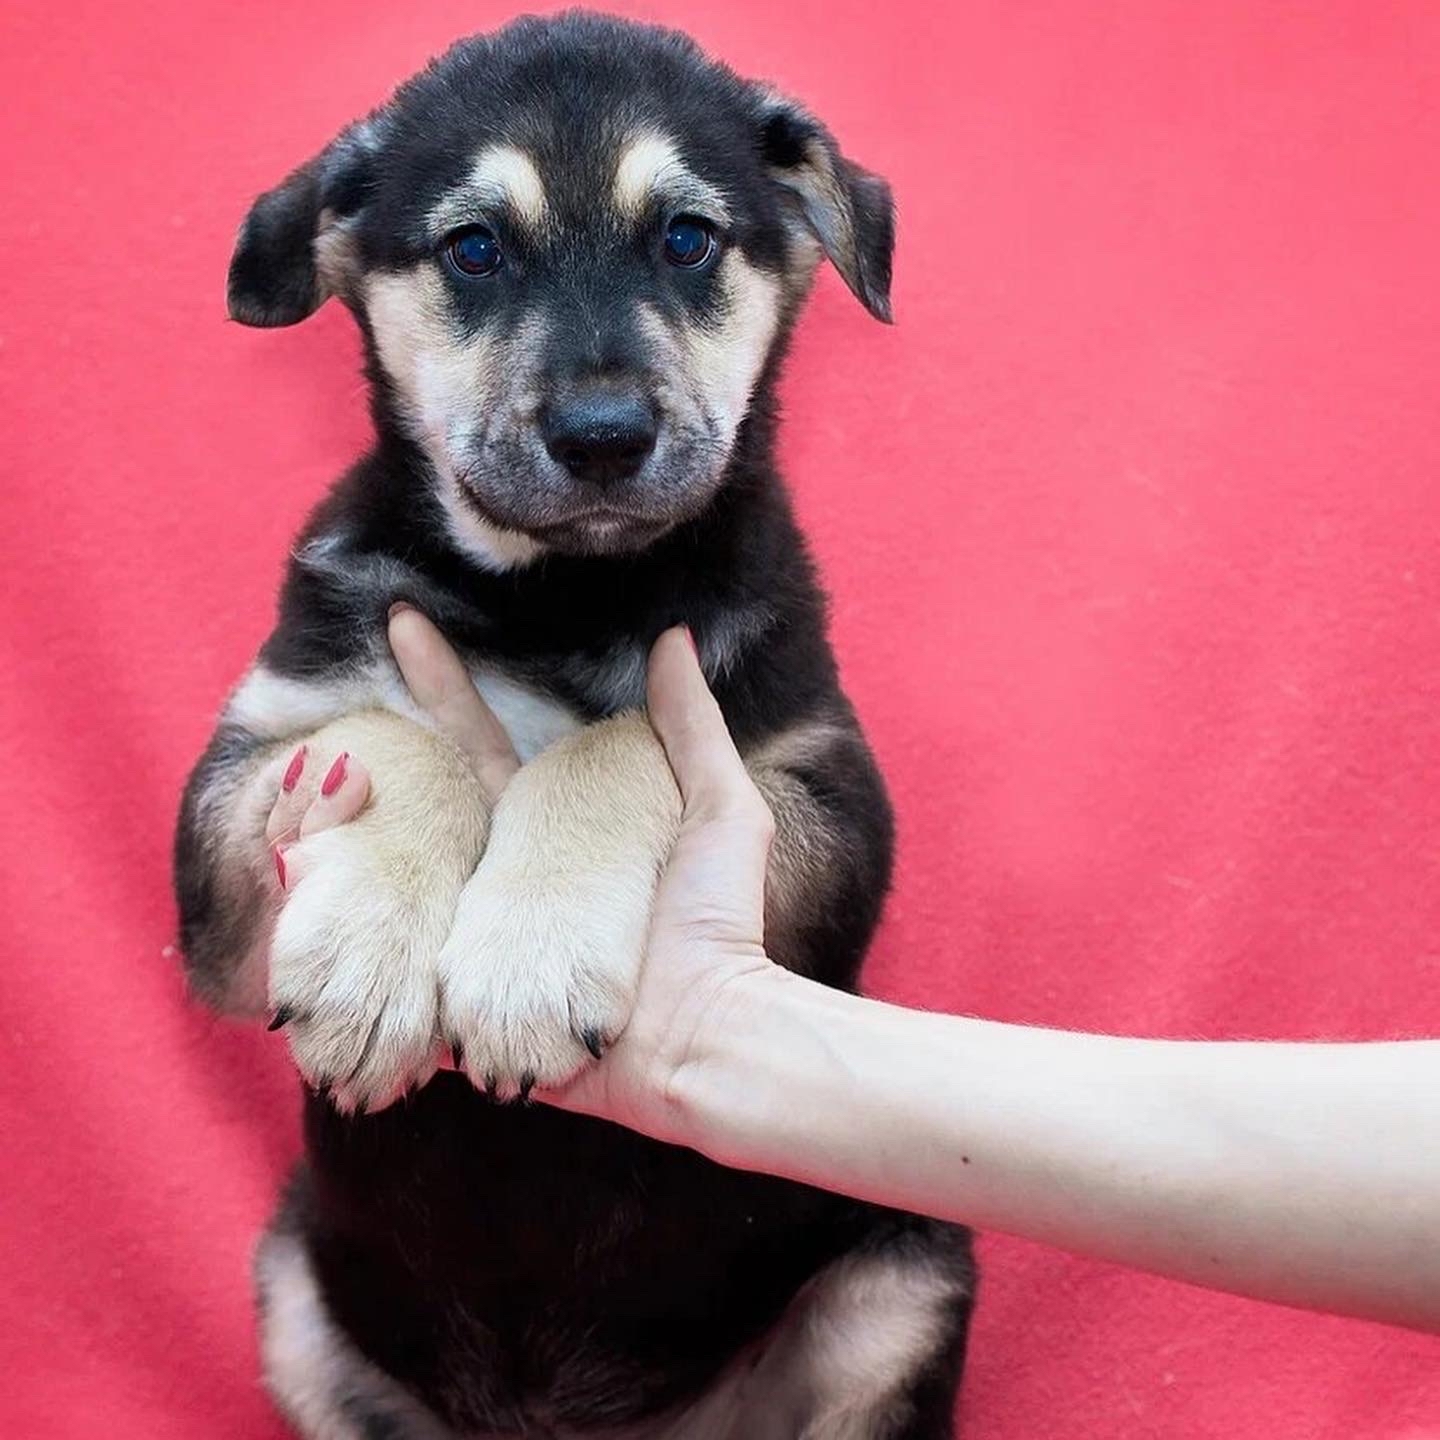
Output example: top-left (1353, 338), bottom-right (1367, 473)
top-left (690, 1218), bottom-right (975, 1440)
top-left (255, 1211), bottom-right (457, 1440)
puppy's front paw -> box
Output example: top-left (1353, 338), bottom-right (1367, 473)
top-left (437, 863), bottom-right (651, 1099)
top-left (271, 823), bottom-right (462, 1112)
top-left (264, 714), bottom-right (491, 1111)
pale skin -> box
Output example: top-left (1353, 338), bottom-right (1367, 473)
top-left (265, 606), bottom-right (1440, 1337)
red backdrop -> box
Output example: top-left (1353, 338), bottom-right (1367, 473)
top-left (3, 0), bottom-right (1438, 1434)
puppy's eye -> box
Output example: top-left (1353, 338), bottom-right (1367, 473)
top-left (663, 216), bottom-right (717, 269)
top-left (446, 226), bottom-right (503, 278)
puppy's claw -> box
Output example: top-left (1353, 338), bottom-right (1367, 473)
top-left (451, 1039), bottom-right (464, 1070)
top-left (267, 1005), bottom-right (294, 1032)
top-left (581, 1027), bottom-right (605, 1060)
top-left (518, 1071), bottom-right (536, 1105)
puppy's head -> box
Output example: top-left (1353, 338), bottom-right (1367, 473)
top-left (229, 12), bottom-right (893, 566)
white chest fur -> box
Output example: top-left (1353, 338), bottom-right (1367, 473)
top-left (227, 660), bottom-right (584, 764)
top-left (471, 668), bottom-right (583, 762)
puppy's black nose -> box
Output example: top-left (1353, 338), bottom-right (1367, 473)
top-left (541, 393), bottom-right (657, 487)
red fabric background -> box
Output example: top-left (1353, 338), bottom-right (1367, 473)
top-left (3, 0), bottom-right (1438, 1433)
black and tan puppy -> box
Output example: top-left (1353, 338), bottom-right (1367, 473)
top-left (175, 12), bottom-right (974, 1437)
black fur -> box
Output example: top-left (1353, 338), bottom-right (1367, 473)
top-left (178, 11), bottom-right (973, 1435)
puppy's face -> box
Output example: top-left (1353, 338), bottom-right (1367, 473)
top-left (229, 15), bottom-right (893, 565)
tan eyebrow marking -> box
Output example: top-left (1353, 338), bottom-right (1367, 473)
top-left (429, 143), bottom-right (549, 233)
top-left (612, 130), bottom-right (730, 224)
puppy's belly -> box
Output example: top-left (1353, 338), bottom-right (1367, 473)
top-left (301, 1076), bottom-right (855, 1432)
top-left (228, 659), bottom-right (583, 762)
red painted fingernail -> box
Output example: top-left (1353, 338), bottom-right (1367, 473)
top-left (281, 745), bottom-right (307, 793)
top-left (273, 846), bottom-right (287, 888)
top-left (320, 752), bottom-right (349, 797)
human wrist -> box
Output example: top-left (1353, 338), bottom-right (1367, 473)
top-left (657, 961), bottom-right (854, 1170)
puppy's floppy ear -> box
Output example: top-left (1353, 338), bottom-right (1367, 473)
top-left (227, 118), bottom-right (383, 327)
top-left (756, 93), bottom-right (895, 322)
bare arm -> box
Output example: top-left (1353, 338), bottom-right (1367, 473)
top-left (552, 630), bottom-right (1440, 1335)
top-left (305, 622), bottom-right (1440, 1334)
top-left (663, 975), bottom-right (1440, 1333)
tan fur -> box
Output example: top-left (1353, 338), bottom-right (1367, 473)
top-left (612, 130), bottom-right (731, 223)
top-left (429, 711), bottom-right (862, 1089)
top-left (633, 248), bottom-right (781, 462)
top-left (257, 1227), bottom-right (454, 1440)
top-left (433, 711), bottom-right (866, 1088)
top-left (688, 253), bottom-right (782, 443)
top-left (271, 709), bottom-right (491, 1111)
top-left (774, 138), bottom-right (861, 272)
top-left (439, 712), bottom-right (682, 1092)
top-left (208, 663), bottom-right (433, 1018)
top-left (439, 492), bottom-right (548, 573)
top-left (311, 207), bottom-right (362, 303)
top-left (742, 721), bottom-right (852, 966)
top-left (431, 143), bottom-right (550, 231)
top-left (724, 1248), bottom-right (965, 1440)
top-left (201, 693), bottom-right (493, 1110)
top-left (770, 156), bottom-right (873, 310)
top-left (602, 1247), bottom-right (966, 1439)
top-left (364, 271), bottom-right (547, 571)
top-left (366, 268), bottom-right (496, 444)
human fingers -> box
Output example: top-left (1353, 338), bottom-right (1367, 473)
top-left (388, 604), bottom-right (521, 804)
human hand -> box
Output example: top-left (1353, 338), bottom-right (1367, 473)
top-left (264, 605), bottom-right (521, 879)
top-left (539, 626), bottom-right (780, 1141)
top-left (265, 610), bottom-right (779, 1138)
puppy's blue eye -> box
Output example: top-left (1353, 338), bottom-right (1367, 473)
top-left (663, 216), bottom-right (716, 269)
top-left (446, 226), bottom-right (502, 278)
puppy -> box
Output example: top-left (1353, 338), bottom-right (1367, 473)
top-left (175, 12), bottom-right (975, 1437)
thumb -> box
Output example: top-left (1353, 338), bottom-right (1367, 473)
top-left (388, 604), bottom-right (520, 804)
top-left (646, 628), bottom-right (774, 940)
top-left (646, 628), bottom-right (770, 833)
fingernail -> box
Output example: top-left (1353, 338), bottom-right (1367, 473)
top-left (321, 752), bottom-right (349, 797)
top-left (281, 745), bottom-right (307, 793)
top-left (273, 845), bottom-right (287, 888)
top-left (682, 625), bottom-right (699, 660)
top-left (387, 601), bottom-right (413, 621)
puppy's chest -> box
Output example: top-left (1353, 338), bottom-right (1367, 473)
top-left (471, 668), bottom-right (585, 762)
top-left (435, 645), bottom-right (654, 760)
top-left (233, 651), bottom-right (641, 763)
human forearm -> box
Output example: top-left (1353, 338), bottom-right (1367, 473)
top-left (664, 967), bottom-right (1440, 1332)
